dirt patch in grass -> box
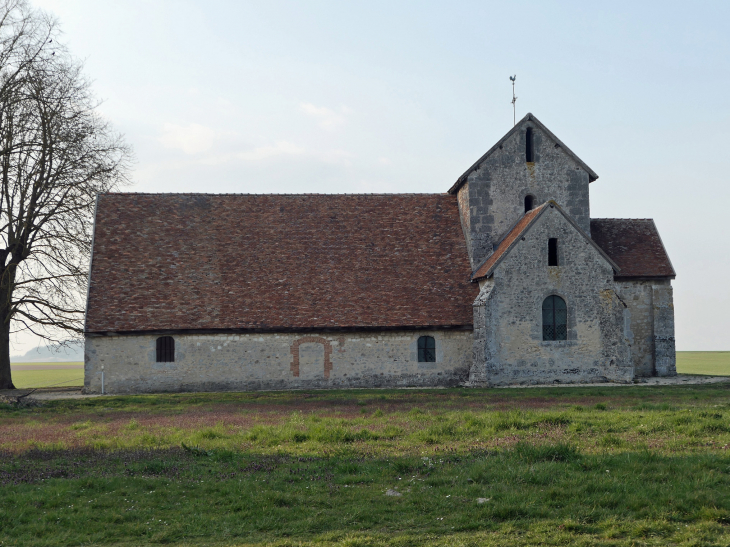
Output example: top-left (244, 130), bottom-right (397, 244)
top-left (3, 384), bottom-right (730, 454)
top-left (3, 384), bottom-right (730, 545)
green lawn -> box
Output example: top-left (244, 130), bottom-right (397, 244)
top-left (1, 385), bottom-right (730, 546)
top-left (676, 351), bottom-right (730, 376)
top-left (9, 362), bottom-right (83, 389)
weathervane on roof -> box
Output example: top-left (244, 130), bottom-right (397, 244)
top-left (510, 75), bottom-right (517, 126)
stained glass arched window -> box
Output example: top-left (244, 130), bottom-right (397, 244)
top-left (542, 296), bottom-right (567, 341)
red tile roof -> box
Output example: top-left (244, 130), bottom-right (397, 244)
top-left (590, 219), bottom-right (675, 279)
top-left (85, 193), bottom-right (478, 334)
top-left (471, 203), bottom-right (547, 280)
top-left (470, 202), bottom-right (624, 281)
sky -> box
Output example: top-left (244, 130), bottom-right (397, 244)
top-left (14, 0), bottom-right (730, 354)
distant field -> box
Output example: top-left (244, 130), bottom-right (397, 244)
top-left (676, 351), bottom-right (730, 376)
top-left (10, 362), bottom-right (83, 389)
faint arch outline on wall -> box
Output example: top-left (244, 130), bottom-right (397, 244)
top-left (290, 336), bottom-right (333, 379)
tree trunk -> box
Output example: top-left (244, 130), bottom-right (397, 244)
top-left (0, 317), bottom-right (14, 389)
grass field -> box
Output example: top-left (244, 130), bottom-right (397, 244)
top-left (2, 385), bottom-right (730, 546)
top-left (10, 362), bottom-right (84, 389)
top-left (676, 352), bottom-right (730, 376)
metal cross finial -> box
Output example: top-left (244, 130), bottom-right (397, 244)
top-left (509, 75), bottom-right (517, 126)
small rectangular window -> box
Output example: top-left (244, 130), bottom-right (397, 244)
top-left (526, 127), bottom-right (534, 162)
top-left (548, 238), bottom-right (558, 266)
top-left (156, 336), bottom-right (175, 362)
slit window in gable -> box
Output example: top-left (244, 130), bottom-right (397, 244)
top-left (548, 238), bottom-right (558, 266)
top-left (526, 127), bottom-right (534, 162)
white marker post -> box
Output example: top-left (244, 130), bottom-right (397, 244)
top-left (101, 365), bottom-right (105, 395)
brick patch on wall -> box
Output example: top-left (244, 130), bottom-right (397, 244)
top-left (290, 337), bottom-right (333, 379)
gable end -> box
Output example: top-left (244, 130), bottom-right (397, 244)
top-left (448, 113), bottom-right (599, 195)
top-left (471, 201), bottom-right (619, 280)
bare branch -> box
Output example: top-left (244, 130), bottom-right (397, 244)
top-left (0, 0), bottom-right (132, 389)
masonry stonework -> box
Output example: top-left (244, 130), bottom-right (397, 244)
top-left (469, 206), bottom-right (633, 386)
top-left (457, 121), bottom-right (592, 268)
top-left (84, 113), bottom-right (676, 393)
top-left (614, 280), bottom-right (675, 377)
top-left (651, 284), bottom-right (677, 376)
top-left (84, 330), bottom-right (473, 394)
top-left (616, 281), bottom-right (654, 376)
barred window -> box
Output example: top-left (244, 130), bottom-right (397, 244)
top-left (418, 336), bottom-right (436, 362)
top-left (156, 336), bottom-right (175, 362)
top-left (542, 296), bottom-right (567, 341)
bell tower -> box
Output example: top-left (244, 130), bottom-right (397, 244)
top-left (448, 113), bottom-right (597, 269)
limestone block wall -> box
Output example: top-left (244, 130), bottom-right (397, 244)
top-left (615, 280), bottom-right (675, 377)
top-left (616, 281), bottom-right (654, 377)
top-left (652, 283), bottom-right (677, 376)
top-left (457, 122), bottom-right (591, 268)
top-left (470, 206), bottom-right (633, 385)
top-left (84, 329), bottom-right (473, 394)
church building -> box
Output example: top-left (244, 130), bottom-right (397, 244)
top-left (83, 114), bottom-right (676, 393)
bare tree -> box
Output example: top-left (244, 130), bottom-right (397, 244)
top-left (0, 0), bottom-right (131, 389)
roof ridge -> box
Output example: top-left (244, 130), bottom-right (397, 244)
top-left (101, 192), bottom-right (452, 197)
top-left (489, 202), bottom-right (550, 249)
top-left (470, 203), bottom-right (548, 280)
top-left (591, 217), bottom-right (655, 221)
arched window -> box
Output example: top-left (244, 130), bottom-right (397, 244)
top-left (156, 336), bottom-right (175, 362)
top-left (418, 336), bottom-right (436, 362)
top-left (524, 195), bottom-right (535, 213)
top-left (542, 296), bottom-right (567, 341)
top-left (526, 127), bottom-right (534, 162)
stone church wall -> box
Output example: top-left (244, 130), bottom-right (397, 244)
top-left (84, 329), bottom-right (473, 394)
top-left (458, 122), bottom-right (591, 268)
top-left (615, 279), bottom-right (676, 377)
top-left (652, 284), bottom-right (676, 376)
top-left (616, 281), bottom-right (654, 377)
top-left (470, 207), bottom-right (633, 385)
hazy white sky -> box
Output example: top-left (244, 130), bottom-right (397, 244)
top-left (16, 0), bottom-right (730, 354)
